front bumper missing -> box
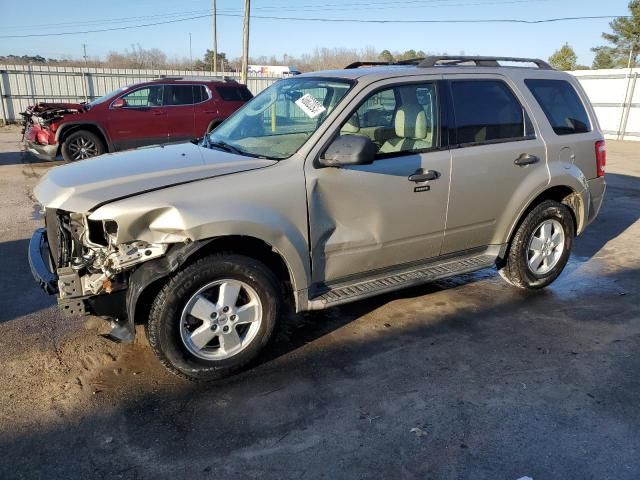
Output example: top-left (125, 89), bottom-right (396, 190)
top-left (29, 228), bottom-right (87, 314)
top-left (25, 140), bottom-right (58, 161)
top-left (29, 228), bottom-right (130, 340)
top-left (28, 228), bottom-right (58, 294)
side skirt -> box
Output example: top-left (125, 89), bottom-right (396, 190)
top-left (305, 245), bottom-right (504, 311)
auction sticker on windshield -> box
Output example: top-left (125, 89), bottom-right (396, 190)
top-left (295, 94), bottom-right (326, 118)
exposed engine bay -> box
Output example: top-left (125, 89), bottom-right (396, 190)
top-left (22, 102), bottom-right (85, 129)
top-left (47, 209), bottom-right (166, 300)
top-left (21, 102), bottom-right (86, 147)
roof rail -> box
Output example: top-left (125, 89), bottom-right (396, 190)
top-left (345, 61), bottom-right (387, 69)
top-left (154, 75), bottom-right (239, 83)
top-left (418, 56), bottom-right (553, 70)
top-left (344, 57), bottom-right (425, 69)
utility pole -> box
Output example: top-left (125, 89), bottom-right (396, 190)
top-left (212, 0), bottom-right (218, 74)
top-left (189, 32), bottom-right (193, 71)
top-left (241, 0), bottom-right (250, 83)
top-left (82, 43), bottom-right (88, 67)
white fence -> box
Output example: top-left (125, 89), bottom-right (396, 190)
top-left (570, 68), bottom-right (639, 141)
top-left (1, 64), bottom-right (638, 141)
top-left (0, 64), bottom-right (283, 123)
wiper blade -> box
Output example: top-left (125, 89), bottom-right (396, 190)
top-left (208, 140), bottom-right (244, 156)
top-left (207, 139), bottom-right (280, 161)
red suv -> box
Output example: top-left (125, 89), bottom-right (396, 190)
top-left (23, 78), bottom-right (253, 162)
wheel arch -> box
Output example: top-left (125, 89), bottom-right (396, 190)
top-left (56, 122), bottom-right (112, 154)
top-left (128, 235), bottom-right (298, 334)
top-left (503, 184), bottom-right (583, 260)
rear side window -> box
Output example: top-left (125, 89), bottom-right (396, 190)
top-left (216, 86), bottom-right (253, 101)
top-left (165, 85), bottom-right (195, 106)
top-left (525, 79), bottom-right (591, 135)
top-left (451, 80), bottom-right (533, 145)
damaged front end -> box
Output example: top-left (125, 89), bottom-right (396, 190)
top-left (22, 102), bottom-right (85, 160)
top-left (31, 208), bottom-right (167, 341)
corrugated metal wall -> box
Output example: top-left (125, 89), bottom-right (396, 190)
top-left (1, 64), bottom-right (638, 141)
top-left (570, 69), bottom-right (639, 141)
top-left (0, 64), bottom-right (282, 123)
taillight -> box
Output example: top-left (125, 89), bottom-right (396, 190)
top-left (595, 140), bottom-right (606, 177)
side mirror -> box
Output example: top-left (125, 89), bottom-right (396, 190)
top-left (111, 98), bottom-right (126, 108)
top-left (319, 135), bottom-right (377, 167)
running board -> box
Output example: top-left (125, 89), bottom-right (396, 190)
top-left (307, 251), bottom-right (498, 310)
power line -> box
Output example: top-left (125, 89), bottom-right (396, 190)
top-left (242, 0), bottom-right (550, 12)
top-left (1, 0), bottom-right (550, 31)
top-left (0, 13), bottom-right (630, 39)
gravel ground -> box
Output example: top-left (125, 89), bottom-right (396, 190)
top-left (0, 126), bottom-right (638, 479)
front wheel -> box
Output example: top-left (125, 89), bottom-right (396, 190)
top-left (499, 200), bottom-right (575, 289)
top-left (61, 130), bottom-right (105, 162)
top-left (147, 254), bottom-right (281, 381)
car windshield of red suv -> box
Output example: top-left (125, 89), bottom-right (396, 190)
top-left (87, 86), bottom-right (128, 107)
top-left (206, 78), bottom-right (353, 160)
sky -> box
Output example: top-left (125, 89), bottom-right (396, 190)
top-left (0, 0), bottom-right (632, 66)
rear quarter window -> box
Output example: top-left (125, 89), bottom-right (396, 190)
top-left (450, 80), bottom-right (534, 145)
top-left (525, 79), bottom-right (591, 135)
top-left (216, 86), bottom-right (253, 101)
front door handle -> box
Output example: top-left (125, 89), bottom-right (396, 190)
top-left (152, 110), bottom-right (166, 116)
top-left (514, 153), bottom-right (540, 166)
top-left (408, 169), bottom-right (440, 182)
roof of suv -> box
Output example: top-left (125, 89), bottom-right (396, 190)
top-left (296, 55), bottom-right (570, 83)
top-left (146, 77), bottom-right (243, 86)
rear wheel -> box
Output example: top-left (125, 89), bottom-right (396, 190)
top-left (499, 200), bottom-right (575, 289)
top-left (61, 130), bottom-right (105, 162)
top-left (146, 254), bottom-right (280, 381)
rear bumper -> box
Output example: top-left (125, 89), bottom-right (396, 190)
top-left (28, 228), bottom-right (58, 294)
top-left (586, 176), bottom-right (606, 226)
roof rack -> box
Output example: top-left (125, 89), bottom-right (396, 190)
top-left (417, 56), bottom-right (553, 70)
top-left (154, 75), bottom-right (238, 83)
top-left (344, 57), bottom-right (425, 69)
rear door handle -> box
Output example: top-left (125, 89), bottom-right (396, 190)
top-left (514, 153), bottom-right (540, 166)
top-left (152, 110), bottom-right (166, 116)
top-left (408, 169), bottom-right (440, 182)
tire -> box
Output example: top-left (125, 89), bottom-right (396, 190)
top-left (61, 130), bottom-right (105, 162)
top-left (146, 254), bottom-right (280, 381)
top-left (498, 200), bottom-right (575, 290)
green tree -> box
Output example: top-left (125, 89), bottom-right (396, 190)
top-left (194, 50), bottom-right (230, 71)
top-left (379, 49), bottom-right (394, 63)
top-left (548, 43), bottom-right (578, 70)
top-left (398, 49), bottom-right (418, 61)
top-left (592, 46), bottom-right (617, 69)
top-left (592, 1), bottom-right (640, 68)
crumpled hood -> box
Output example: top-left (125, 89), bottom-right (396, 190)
top-left (34, 142), bottom-right (276, 213)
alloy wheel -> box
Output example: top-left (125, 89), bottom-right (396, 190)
top-left (526, 219), bottom-right (565, 275)
top-left (179, 279), bottom-right (263, 360)
top-left (68, 136), bottom-right (99, 160)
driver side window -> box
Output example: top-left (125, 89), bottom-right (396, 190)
top-left (340, 83), bottom-right (439, 157)
top-left (121, 85), bottom-right (164, 108)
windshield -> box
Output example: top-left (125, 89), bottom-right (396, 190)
top-left (207, 77), bottom-right (353, 159)
top-left (87, 86), bottom-right (128, 107)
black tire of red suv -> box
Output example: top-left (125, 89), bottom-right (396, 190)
top-left (146, 254), bottom-right (281, 381)
top-left (61, 130), bottom-right (105, 162)
top-left (499, 200), bottom-right (575, 290)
